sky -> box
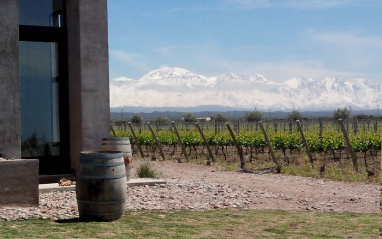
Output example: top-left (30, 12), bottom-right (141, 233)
top-left (107, 0), bottom-right (382, 82)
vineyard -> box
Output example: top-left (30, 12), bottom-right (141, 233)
top-left (111, 120), bottom-right (381, 183)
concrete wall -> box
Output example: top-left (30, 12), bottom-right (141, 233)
top-left (66, 0), bottom-right (111, 171)
top-left (0, 159), bottom-right (39, 206)
top-left (0, 0), bottom-right (110, 172)
top-left (0, 0), bottom-right (21, 159)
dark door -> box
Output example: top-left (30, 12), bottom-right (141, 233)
top-left (19, 39), bottom-right (70, 175)
top-left (19, 0), bottom-right (70, 174)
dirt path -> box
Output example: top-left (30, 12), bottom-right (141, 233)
top-left (133, 160), bottom-right (379, 214)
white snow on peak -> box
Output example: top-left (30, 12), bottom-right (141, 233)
top-left (143, 66), bottom-right (190, 78)
top-left (284, 77), bottom-right (315, 89)
top-left (137, 66), bottom-right (214, 87)
top-left (248, 74), bottom-right (273, 84)
top-left (109, 67), bottom-right (382, 110)
top-left (110, 76), bottom-right (135, 84)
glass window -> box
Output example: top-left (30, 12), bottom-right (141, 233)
top-left (19, 0), bottom-right (64, 27)
top-left (20, 41), bottom-right (61, 157)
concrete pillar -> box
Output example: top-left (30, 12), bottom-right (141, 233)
top-left (66, 0), bottom-right (110, 171)
top-left (0, 0), bottom-right (21, 159)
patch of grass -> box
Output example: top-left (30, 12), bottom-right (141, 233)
top-left (0, 210), bottom-right (378, 238)
top-left (281, 163), bottom-right (320, 179)
top-left (215, 160), bottom-right (241, 172)
top-left (188, 151), bottom-right (378, 184)
top-left (280, 161), bottom-right (379, 184)
top-left (136, 161), bottom-right (159, 178)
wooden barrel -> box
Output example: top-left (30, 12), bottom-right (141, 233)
top-left (101, 137), bottom-right (133, 181)
top-left (76, 151), bottom-right (127, 221)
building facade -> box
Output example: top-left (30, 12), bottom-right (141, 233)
top-left (0, 0), bottom-right (110, 175)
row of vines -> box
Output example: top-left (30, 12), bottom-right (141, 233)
top-left (112, 122), bottom-right (381, 177)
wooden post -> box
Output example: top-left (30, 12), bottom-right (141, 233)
top-left (296, 120), bottom-right (314, 166)
top-left (195, 122), bottom-right (215, 164)
top-left (319, 118), bottom-right (323, 137)
top-left (127, 122), bottom-right (145, 158)
top-left (147, 122), bottom-right (166, 160)
top-left (259, 121), bottom-right (281, 173)
top-left (338, 119), bottom-right (358, 172)
top-left (225, 123), bottom-right (245, 169)
top-left (110, 123), bottom-right (117, 137)
top-left (375, 121), bottom-right (378, 132)
top-left (171, 121), bottom-right (188, 162)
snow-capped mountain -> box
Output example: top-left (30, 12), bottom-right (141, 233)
top-left (109, 66), bottom-right (382, 111)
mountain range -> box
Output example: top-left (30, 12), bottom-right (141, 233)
top-left (110, 66), bottom-right (382, 111)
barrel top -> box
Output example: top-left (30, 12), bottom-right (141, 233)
top-left (102, 137), bottom-right (130, 141)
top-left (80, 150), bottom-right (123, 159)
top-left (101, 142), bottom-right (131, 145)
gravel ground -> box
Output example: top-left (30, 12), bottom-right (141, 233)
top-left (0, 161), bottom-right (379, 221)
top-left (0, 180), bottom-right (300, 221)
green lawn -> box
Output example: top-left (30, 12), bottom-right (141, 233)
top-left (0, 209), bottom-right (378, 238)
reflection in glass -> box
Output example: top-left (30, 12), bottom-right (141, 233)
top-left (20, 41), bottom-right (60, 157)
top-left (19, 0), bottom-right (64, 27)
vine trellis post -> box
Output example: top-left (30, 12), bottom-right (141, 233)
top-left (147, 122), bottom-right (166, 161)
top-left (127, 122), bottom-right (145, 158)
top-left (296, 120), bottom-right (314, 166)
top-left (259, 121), bottom-right (281, 173)
top-left (338, 119), bottom-right (358, 172)
top-left (225, 123), bottom-right (245, 169)
top-left (171, 121), bottom-right (188, 162)
top-left (110, 123), bottom-right (117, 137)
top-left (195, 122), bottom-right (215, 165)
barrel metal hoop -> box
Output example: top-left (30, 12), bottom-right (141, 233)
top-left (77, 174), bottom-right (126, 179)
top-left (79, 162), bottom-right (124, 167)
top-left (80, 152), bottom-right (123, 159)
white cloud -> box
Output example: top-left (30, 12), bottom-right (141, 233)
top-left (227, 0), bottom-right (272, 9)
top-left (153, 46), bottom-right (178, 56)
top-left (110, 50), bottom-right (150, 72)
top-left (225, 0), bottom-right (376, 9)
top-left (151, 41), bottom-right (235, 76)
top-left (217, 60), bottom-right (362, 82)
top-left (304, 30), bottom-right (382, 71)
top-left (253, 61), bottom-right (362, 80)
top-left (306, 30), bottom-right (382, 48)
top-left (110, 33), bottom-right (381, 82)
top-left (148, 40), bottom-right (378, 81)
top-left (282, 0), bottom-right (361, 9)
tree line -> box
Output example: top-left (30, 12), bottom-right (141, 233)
top-left (111, 107), bottom-right (366, 125)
